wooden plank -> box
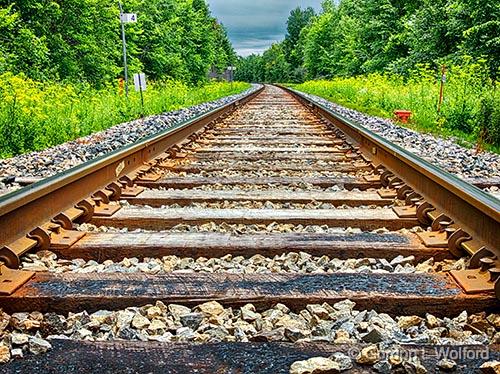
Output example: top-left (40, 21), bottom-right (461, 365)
top-left (91, 207), bottom-right (419, 231)
top-left (138, 176), bottom-right (379, 190)
top-left (185, 153), bottom-right (350, 161)
top-left (5, 272), bottom-right (497, 315)
top-left (213, 129), bottom-right (333, 135)
top-left (193, 147), bottom-right (345, 153)
top-left (162, 162), bottom-right (369, 173)
top-left (59, 231), bottom-right (450, 262)
top-left (126, 189), bottom-right (391, 207)
top-left (199, 139), bottom-right (336, 146)
top-left (4, 340), bottom-right (497, 374)
top-left (221, 122), bottom-right (323, 126)
top-left (208, 135), bottom-right (333, 141)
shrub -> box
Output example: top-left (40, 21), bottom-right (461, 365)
top-left (0, 73), bottom-right (250, 158)
top-left (291, 62), bottom-right (499, 152)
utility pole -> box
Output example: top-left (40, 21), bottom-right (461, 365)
top-left (118, 1), bottom-right (128, 97)
top-left (118, 2), bottom-right (137, 97)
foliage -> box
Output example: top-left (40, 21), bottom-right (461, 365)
top-left (238, 0), bottom-right (499, 82)
top-left (0, 73), bottom-right (250, 157)
top-left (282, 7), bottom-right (315, 81)
top-left (291, 62), bottom-right (499, 151)
top-left (0, 0), bottom-right (236, 86)
top-left (234, 55), bottom-right (263, 83)
top-left (261, 44), bottom-right (291, 83)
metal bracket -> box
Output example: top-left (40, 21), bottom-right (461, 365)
top-left (397, 185), bottom-right (413, 200)
top-left (380, 170), bottom-right (394, 187)
top-left (0, 263), bottom-right (34, 296)
top-left (364, 175), bottom-right (381, 183)
top-left (450, 269), bottom-right (496, 294)
top-left (378, 188), bottom-right (397, 199)
top-left (53, 207), bottom-right (86, 229)
top-left (93, 201), bottom-right (121, 217)
top-left (417, 231), bottom-right (448, 248)
top-left (451, 249), bottom-right (500, 298)
top-left (121, 185), bottom-right (144, 197)
top-left (136, 169), bottom-right (163, 182)
top-left (393, 205), bottom-right (417, 218)
top-left (48, 225), bottom-right (86, 250)
top-left (353, 161), bottom-right (371, 170)
top-left (469, 246), bottom-right (495, 268)
top-left (0, 237), bottom-right (38, 269)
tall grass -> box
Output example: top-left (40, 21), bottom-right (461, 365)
top-left (0, 73), bottom-right (250, 158)
top-left (291, 61), bottom-right (499, 153)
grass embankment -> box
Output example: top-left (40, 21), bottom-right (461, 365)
top-left (0, 73), bottom-right (250, 158)
top-left (290, 64), bottom-right (499, 153)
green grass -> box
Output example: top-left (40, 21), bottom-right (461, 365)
top-left (0, 73), bottom-right (250, 158)
top-left (290, 63), bottom-right (500, 153)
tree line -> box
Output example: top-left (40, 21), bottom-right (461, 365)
top-left (0, 0), bottom-right (236, 86)
top-left (235, 0), bottom-right (499, 82)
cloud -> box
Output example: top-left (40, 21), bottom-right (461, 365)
top-left (207, 0), bottom-right (322, 56)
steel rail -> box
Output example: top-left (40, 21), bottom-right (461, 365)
top-left (0, 86), bottom-right (264, 248)
top-left (280, 85), bottom-right (500, 257)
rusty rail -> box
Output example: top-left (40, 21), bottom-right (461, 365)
top-left (280, 85), bottom-right (500, 296)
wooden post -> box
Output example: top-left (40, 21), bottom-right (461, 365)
top-left (437, 65), bottom-right (446, 113)
top-left (118, 78), bottom-right (124, 96)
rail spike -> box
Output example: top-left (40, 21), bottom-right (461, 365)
top-left (380, 170), bottom-right (394, 187)
top-left (447, 229), bottom-right (470, 258)
top-left (76, 199), bottom-right (96, 223)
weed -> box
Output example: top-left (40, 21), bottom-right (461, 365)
top-left (290, 62), bottom-right (499, 153)
top-left (0, 74), bottom-right (250, 158)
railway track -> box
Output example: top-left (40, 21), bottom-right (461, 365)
top-left (0, 85), bottom-right (499, 373)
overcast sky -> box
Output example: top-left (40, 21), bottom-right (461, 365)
top-left (207, 0), bottom-right (323, 57)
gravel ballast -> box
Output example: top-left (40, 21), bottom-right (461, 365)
top-left (76, 222), bottom-right (423, 235)
top-left (0, 301), bottom-right (498, 365)
top-left (291, 89), bottom-right (500, 182)
top-left (21, 249), bottom-right (464, 275)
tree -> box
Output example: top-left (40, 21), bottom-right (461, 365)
top-left (212, 22), bottom-right (237, 73)
top-left (448, 0), bottom-right (500, 77)
top-left (235, 54), bottom-right (263, 82)
top-left (283, 7), bottom-right (315, 72)
top-left (0, 5), bottom-right (50, 80)
top-left (0, 0), bottom-right (237, 85)
top-left (262, 43), bottom-right (290, 82)
top-left (263, 0), bottom-right (498, 81)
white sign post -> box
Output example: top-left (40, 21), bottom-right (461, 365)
top-left (227, 66), bottom-right (236, 88)
top-left (134, 73), bottom-right (147, 116)
top-left (118, 2), bottom-right (137, 98)
top-left (134, 73), bottom-right (147, 92)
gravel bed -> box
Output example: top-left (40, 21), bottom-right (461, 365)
top-left (121, 201), bottom-right (392, 210)
top-left (0, 85), bottom-right (261, 181)
top-left (76, 222), bottom-right (421, 235)
top-left (172, 159), bottom-right (350, 168)
top-left (191, 184), bottom-right (349, 192)
top-left (161, 170), bottom-right (361, 178)
top-left (198, 144), bottom-right (336, 149)
top-left (292, 89), bottom-right (500, 182)
top-left (22, 250), bottom-right (463, 275)
top-left (0, 300), bottom-right (497, 365)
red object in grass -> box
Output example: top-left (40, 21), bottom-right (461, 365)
top-left (394, 110), bottom-right (412, 123)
